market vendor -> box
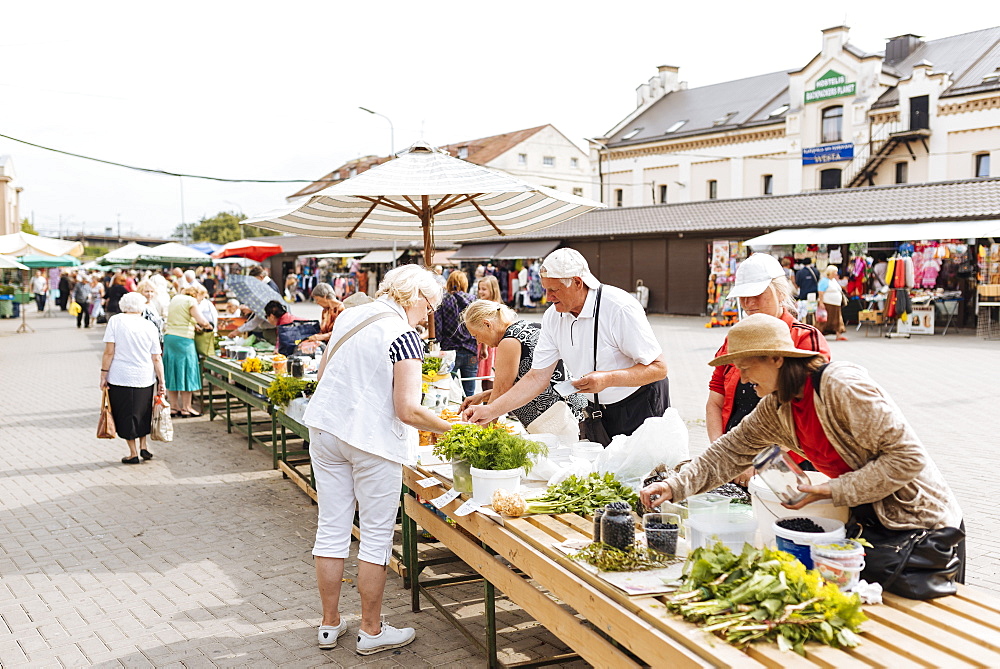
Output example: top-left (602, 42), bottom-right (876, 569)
top-left (708, 253), bottom-right (830, 486)
top-left (464, 248), bottom-right (667, 445)
top-left (304, 282), bottom-right (344, 344)
top-left (639, 314), bottom-right (965, 596)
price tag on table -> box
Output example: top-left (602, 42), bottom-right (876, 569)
top-left (453, 499), bottom-right (481, 517)
top-left (430, 488), bottom-right (460, 509)
top-left (415, 476), bottom-right (442, 488)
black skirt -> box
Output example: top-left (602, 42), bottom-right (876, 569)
top-left (107, 383), bottom-right (155, 440)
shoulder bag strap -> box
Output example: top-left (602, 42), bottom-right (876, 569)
top-left (328, 312), bottom-right (397, 358)
top-left (592, 285), bottom-right (603, 405)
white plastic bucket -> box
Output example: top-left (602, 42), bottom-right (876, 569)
top-left (772, 517), bottom-right (845, 568)
top-left (811, 539), bottom-right (866, 590)
top-left (687, 509), bottom-right (757, 552)
top-left (749, 472), bottom-right (849, 545)
top-left (471, 466), bottom-right (522, 506)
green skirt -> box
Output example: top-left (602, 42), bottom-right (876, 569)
top-left (164, 334), bottom-right (202, 392)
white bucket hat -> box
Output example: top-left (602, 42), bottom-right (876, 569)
top-left (540, 248), bottom-right (600, 289)
top-left (728, 253), bottom-right (786, 299)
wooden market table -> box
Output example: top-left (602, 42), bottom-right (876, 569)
top-left (401, 464), bottom-right (1000, 668)
top-left (201, 356), bottom-right (280, 467)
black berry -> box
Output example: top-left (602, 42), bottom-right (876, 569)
top-left (776, 517), bottom-right (825, 533)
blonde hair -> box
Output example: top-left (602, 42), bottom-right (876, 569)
top-left (181, 285), bottom-right (201, 298)
top-left (477, 275), bottom-right (502, 302)
top-left (135, 279), bottom-right (156, 293)
top-left (462, 299), bottom-right (517, 330)
top-left (825, 265), bottom-right (840, 278)
top-left (769, 275), bottom-right (797, 313)
top-left (375, 264), bottom-right (442, 308)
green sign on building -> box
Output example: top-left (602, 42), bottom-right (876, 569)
top-left (805, 69), bottom-right (856, 103)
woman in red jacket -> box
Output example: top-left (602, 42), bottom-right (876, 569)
top-left (707, 254), bottom-right (830, 484)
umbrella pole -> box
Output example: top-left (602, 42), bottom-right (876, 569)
top-left (421, 200), bottom-right (437, 340)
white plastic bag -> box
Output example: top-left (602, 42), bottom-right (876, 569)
top-left (593, 407), bottom-right (689, 491)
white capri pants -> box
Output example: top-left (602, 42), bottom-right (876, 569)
top-left (309, 427), bottom-right (402, 566)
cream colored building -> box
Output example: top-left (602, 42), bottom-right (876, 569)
top-left (593, 25), bottom-right (1000, 207)
top-left (289, 124), bottom-right (591, 202)
top-left (0, 155), bottom-right (23, 236)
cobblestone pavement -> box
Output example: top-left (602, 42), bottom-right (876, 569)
top-left (1, 308), bottom-right (998, 667)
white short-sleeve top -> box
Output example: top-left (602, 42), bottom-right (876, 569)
top-left (531, 284), bottom-right (662, 405)
top-left (103, 314), bottom-right (162, 387)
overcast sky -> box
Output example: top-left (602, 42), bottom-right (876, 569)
top-left (1, 1), bottom-right (992, 239)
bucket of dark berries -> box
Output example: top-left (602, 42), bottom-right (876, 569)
top-left (772, 516), bottom-right (846, 568)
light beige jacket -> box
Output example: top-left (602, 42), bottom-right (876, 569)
top-left (669, 362), bottom-right (961, 530)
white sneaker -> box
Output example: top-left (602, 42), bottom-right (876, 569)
top-left (356, 622), bottom-right (415, 655)
top-left (318, 620), bottom-right (348, 649)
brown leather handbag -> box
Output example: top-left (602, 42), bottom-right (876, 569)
top-left (97, 389), bottom-right (117, 439)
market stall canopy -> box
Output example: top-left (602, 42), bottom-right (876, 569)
top-left (492, 240), bottom-right (559, 260)
top-left (98, 242), bottom-right (154, 264)
top-left (0, 231), bottom-right (84, 258)
top-left (227, 273), bottom-right (284, 315)
top-left (18, 254), bottom-right (81, 268)
top-left (449, 242), bottom-right (508, 261)
top-left (242, 141), bottom-right (603, 266)
top-left (188, 242), bottom-right (223, 255)
top-left (306, 252), bottom-right (368, 259)
top-left (0, 255), bottom-right (29, 270)
top-left (135, 242), bottom-right (213, 266)
top-left (212, 239), bottom-right (284, 262)
top-left (745, 220), bottom-right (1000, 246)
top-left (359, 249), bottom-right (405, 264)
top-left (212, 257), bottom-right (260, 267)
top-left (431, 250), bottom-right (456, 266)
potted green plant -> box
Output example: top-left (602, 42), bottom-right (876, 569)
top-left (466, 426), bottom-right (548, 505)
top-left (432, 424), bottom-right (481, 493)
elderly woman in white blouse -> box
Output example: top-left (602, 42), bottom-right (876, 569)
top-left (100, 292), bottom-right (165, 464)
top-left (303, 265), bottom-right (452, 656)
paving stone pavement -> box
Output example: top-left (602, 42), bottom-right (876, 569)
top-left (1, 307), bottom-right (998, 667)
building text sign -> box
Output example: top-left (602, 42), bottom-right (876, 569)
top-left (805, 69), bottom-right (856, 103)
top-left (802, 142), bottom-right (854, 165)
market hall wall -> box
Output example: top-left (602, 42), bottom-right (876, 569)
top-left (564, 236), bottom-right (708, 315)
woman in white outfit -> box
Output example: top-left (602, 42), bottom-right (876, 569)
top-left (819, 264), bottom-right (848, 341)
top-left (303, 265), bottom-right (452, 655)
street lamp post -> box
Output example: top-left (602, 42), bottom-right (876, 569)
top-left (359, 106), bottom-right (395, 157)
top-left (586, 138), bottom-right (609, 204)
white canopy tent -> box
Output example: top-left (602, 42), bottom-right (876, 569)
top-left (0, 232), bottom-right (84, 258)
top-left (99, 242), bottom-right (154, 264)
top-left (745, 221), bottom-right (1000, 246)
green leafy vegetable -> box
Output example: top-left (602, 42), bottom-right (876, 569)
top-left (433, 424), bottom-right (547, 471)
top-left (266, 376), bottom-right (316, 408)
top-left (666, 543), bottom-right (866, 655)
top-left (421, 356), bottom-right (443, 376)
top-left (525, 473), bottom-right (638, 516)
top-left (571, 542), bottom-right (682, 572)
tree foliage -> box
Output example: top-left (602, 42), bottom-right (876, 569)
top-left (185, 211), bottom-right (280, 244)
top-left (20, 218), bottom-right (38, 235)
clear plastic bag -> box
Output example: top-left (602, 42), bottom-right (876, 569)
top-left (593, 407), bottom-right (689, 492)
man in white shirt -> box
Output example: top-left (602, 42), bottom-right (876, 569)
top-left (30, 270), bottom-right (49, 312)
top-left (464, 248), bottom-right (668, 444)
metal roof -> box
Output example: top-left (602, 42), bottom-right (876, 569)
top-left (467, 177), bottom-right (1000, 241)
top-left (607, 70), bottom-right (790, 147)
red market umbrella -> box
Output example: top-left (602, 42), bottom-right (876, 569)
top-left (212, 239), bottom-right (284, 262)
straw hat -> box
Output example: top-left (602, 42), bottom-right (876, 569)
top-left (708, 314), bottom-right (820, 366)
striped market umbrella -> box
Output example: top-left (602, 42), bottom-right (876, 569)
top-left (242, 141), bottom-right (603, 267)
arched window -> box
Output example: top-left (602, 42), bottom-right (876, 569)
top-left (821, 105), bottom-right (843, 143)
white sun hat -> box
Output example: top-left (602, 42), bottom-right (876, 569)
top-left (540, 248), bottom-right (600, 289)
top-left (727, 253), bottom-right (786, 299)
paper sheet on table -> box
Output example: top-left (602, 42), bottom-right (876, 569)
top-left (553, 538), bottom-right (685, 596)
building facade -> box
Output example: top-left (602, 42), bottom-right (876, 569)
top-left (0, 155), bottom-right (22, 236)
top-left (592, 26), bottom-right (1000, 207)
top-left (288, 124), bottom-right (592, 202)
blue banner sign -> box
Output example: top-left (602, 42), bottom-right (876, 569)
top-left (802, 142), bottom-right (854, 165)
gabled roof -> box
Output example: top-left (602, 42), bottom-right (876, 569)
top-left (471, 177), bottom-right (1000, 241)
top-left (607, 70), bottom-right (791, 147)
top-left (873, 26), bottom-right (1000, 108)
top-left (287, 125), bottom-right (553, 201)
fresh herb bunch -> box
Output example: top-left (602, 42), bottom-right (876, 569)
top-left (571, 542), bottom-right (681, 572)
top-left (421, 357), bottom-right (443, 376)
top-left (667, 543), bottom-right (866, 655)
top-left (266, 376), bottom-right (313, 408)
top-left (432, 424), bottom-right (547, 472)
top-left (525, 473), bottom-right (638, 516)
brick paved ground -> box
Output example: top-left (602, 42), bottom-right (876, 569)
top-left (1, 307), bottom-right (998, 667)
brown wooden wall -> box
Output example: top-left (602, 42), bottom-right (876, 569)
top-left (563, 236), bottom-right (708, 315)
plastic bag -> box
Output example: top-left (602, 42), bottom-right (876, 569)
top-left (150, 395), bottom-right (174, 442)
top-left (593, 408), bottom-right (689, 492)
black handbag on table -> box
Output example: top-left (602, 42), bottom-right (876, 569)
top-left (847, 504), bottom-right (964, 600)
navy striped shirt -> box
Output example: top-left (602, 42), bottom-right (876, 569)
top-left (389, 331), bottom-right (424, 364)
